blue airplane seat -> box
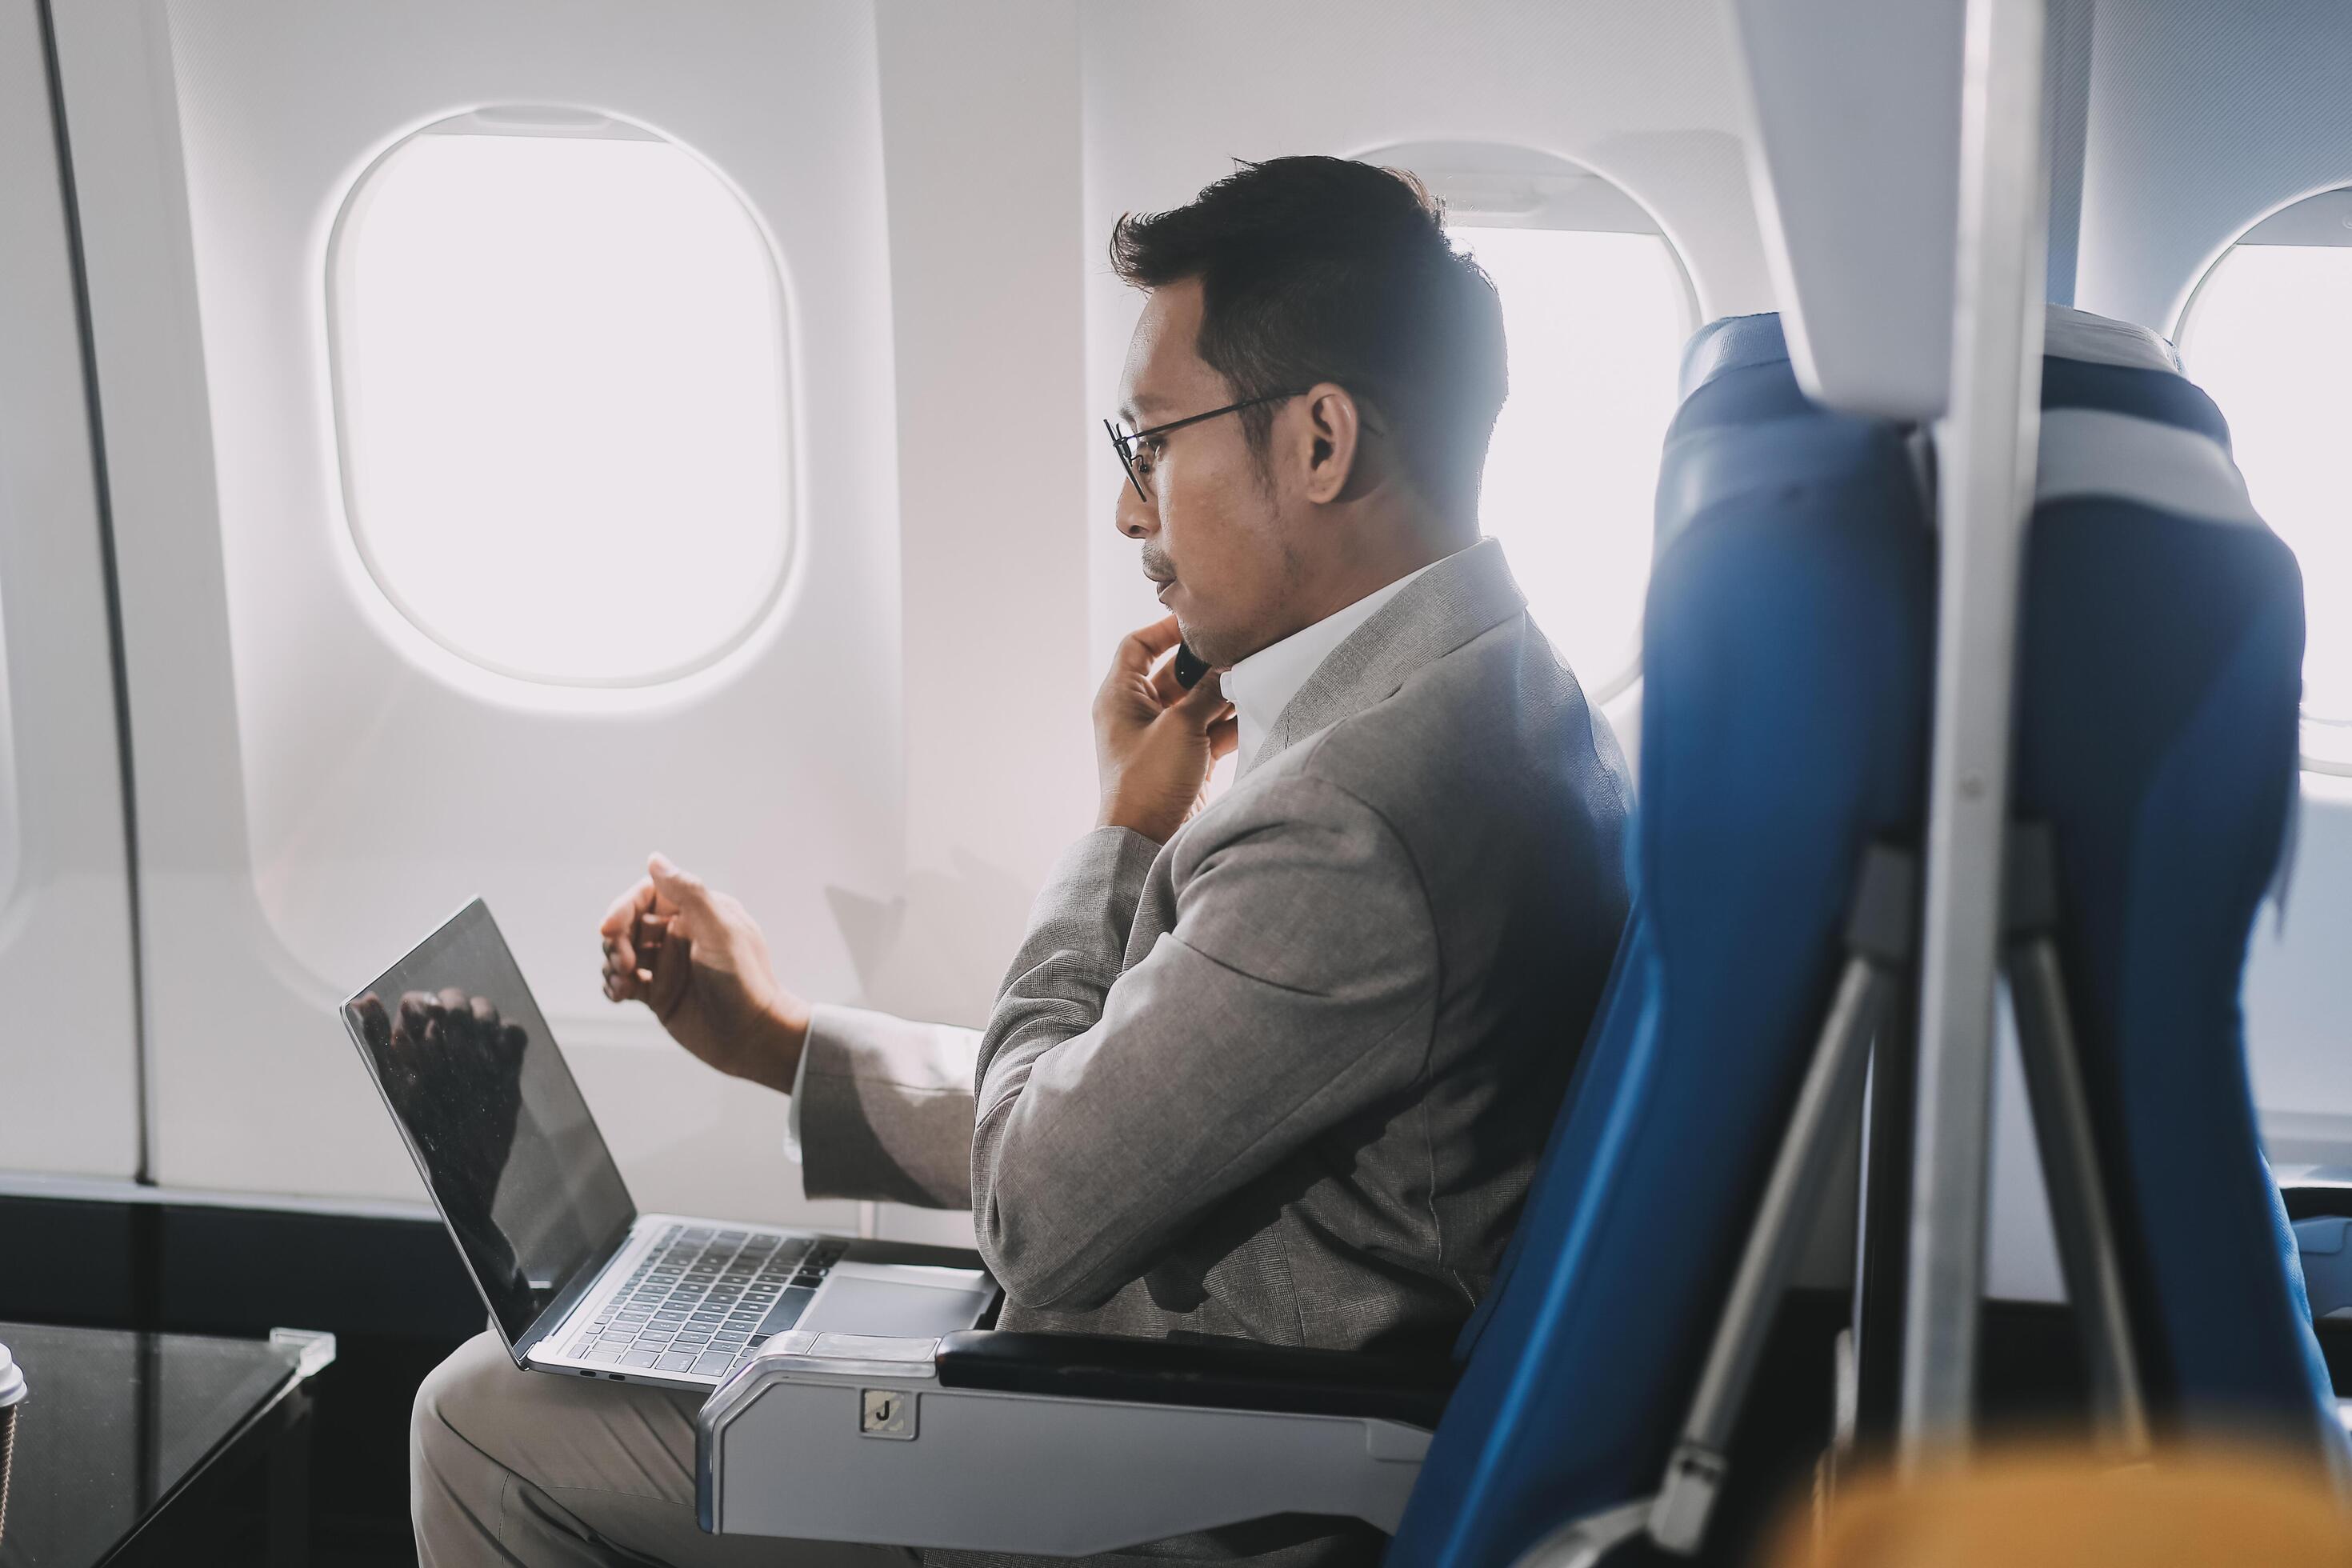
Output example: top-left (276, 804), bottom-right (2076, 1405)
top-left (2014, 307), bottom-right (2342, 1458)
top-left (1388, 314), bottom-right (1935, 1566)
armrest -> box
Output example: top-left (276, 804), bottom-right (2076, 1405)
top-left (700, 1330), bottom-right (1442, 1550)
top-left (934, 1330), bottom-right (1456, 1428)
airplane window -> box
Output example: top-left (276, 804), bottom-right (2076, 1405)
top-left (329, 117), bottom-right (791, 687)
top-left (1380, 142), bottom-right (1696, 702)
top-left (1451, 223), bottom-right (1691, 700)
top-left (2178, 190), bottom-right (2352, 770)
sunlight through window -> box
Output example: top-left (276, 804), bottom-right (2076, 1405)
top-left (2182, 235), bottom-right (2352, 767)
top-left (1453, 225), bottom-right (1690, 699)
top-left (331, 124), bottom-right (791, 686)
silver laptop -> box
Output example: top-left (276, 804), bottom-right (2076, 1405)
top-left (340, 898), bottom-right (1000, 1392)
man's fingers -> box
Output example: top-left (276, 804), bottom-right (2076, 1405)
top-left (1174, 668), bottom-right (1229, 724)
top-left (1207, 708), bottom-right (1240, 761)
top-left (598, 878), bottom-right (654, 939)
top-left (646, 929), bottom-right (692, 1022)
top-left (646, 853), bottom-right (712, 915)
top-left (1111, 615), bottom-right (1183, 678)
top-left (604, 925), bottom-right (653, 1002)
top-left (606, 965), bottom-right (646, 1003)
top-left (1148, 652), bottom-right (1187, 707)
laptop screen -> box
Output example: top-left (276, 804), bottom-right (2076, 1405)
top-left (342, 899), bottom-right (637, 1347)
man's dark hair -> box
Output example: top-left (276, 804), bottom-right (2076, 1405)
top-left (1110, 155), bottom-right (1507, 518)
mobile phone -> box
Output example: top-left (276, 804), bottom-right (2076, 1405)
top-left (1173, 642), bottom-right (1210, 690)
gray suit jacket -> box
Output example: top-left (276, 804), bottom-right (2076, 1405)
top-left (798, 538), bottom-right (1632, 1360)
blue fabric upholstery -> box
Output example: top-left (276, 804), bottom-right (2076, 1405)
top-left (1388, 315), bottom-right (1936, 1566)
top-left (2014, 319), bottom-right (2342, 1457)
top-left (2041, 354), bottom-right (2232, 447)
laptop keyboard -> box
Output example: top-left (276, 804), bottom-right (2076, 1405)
top-left (564, 1226), bottom-right (849, 1379)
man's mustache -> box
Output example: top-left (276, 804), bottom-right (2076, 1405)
top-left (1140, 544), bottom-right (1175, 583)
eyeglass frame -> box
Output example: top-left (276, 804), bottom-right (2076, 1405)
top-left (1102, 390), bottom-right (1309, 502)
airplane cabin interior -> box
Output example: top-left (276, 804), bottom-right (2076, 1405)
top-left (6, 1), bottom-right (2352, 1564)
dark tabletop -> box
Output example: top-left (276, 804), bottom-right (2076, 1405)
top-left (0, 1321), bottom-right (310, 1566)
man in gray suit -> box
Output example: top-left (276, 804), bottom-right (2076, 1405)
top-left (412, 156), bottom-right (1632, 1567)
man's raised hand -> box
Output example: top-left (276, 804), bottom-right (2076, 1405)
top-left (1093, 614), bottom-right (1239, 845)
top-left (596, 854), bottom-right (810, 1094)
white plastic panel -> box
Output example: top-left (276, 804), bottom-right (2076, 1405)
top-left (1726, 0), bottom-right (1966, 418)
top-left (2075, 0), bottom-right (2352, 336)
top-left (0, 0), bottom-right (142, 1177)
top-left (51, 0), bottom-right (906, 1221)
top-left (865, 0), bottom-right (1094, 1248)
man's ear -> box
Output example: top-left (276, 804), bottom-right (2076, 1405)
top-left (1295, 382), bottom-right (1366, 505)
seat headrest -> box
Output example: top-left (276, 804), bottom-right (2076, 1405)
top-left (1679, 306), bottom-right (2187, 406)
top-left (1658, 311), bottom-right (1917, 556)
top-left (2037, 305), bottom-right (2260, 529)
top-left (2044, 304), bottom-right (2182, 375)
top-left (1676, 311), bottom-right (1791, 401)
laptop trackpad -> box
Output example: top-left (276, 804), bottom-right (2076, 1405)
top-left (800, 1274), bottom-right (991, 1338)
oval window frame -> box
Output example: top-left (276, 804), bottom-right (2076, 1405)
top-left (2174, 185), bottom-right (2352, 776)
top-left (324, 106), bottom-right (798, 691)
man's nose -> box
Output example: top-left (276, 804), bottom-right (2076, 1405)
top-left (1115, 479), bottom-right (1154, 540)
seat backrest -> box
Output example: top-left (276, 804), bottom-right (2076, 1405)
top-left (1389, 314), bottom-right (1937, 1566)
top-left (2014, 306), bottom-right (2342, 1460)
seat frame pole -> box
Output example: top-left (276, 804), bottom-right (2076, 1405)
top-left (1901, 0), bottom-right (2051, 1470)
top-left (1519, 822), bottom-right (2164, 1566)
top-left (1849, 995), bottom-right (1918, 1448)
top-left (1514, 851), bottom-right (1920, 1568)
top-left (1999, 822), bottom-right (2152, 1453)
top-left (1645, 846), bottom-right (1918, 1554)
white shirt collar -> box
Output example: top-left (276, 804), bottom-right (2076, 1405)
top-left (1222, 558), bottom-right (1445, 768)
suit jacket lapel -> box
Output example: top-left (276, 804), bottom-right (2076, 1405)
top-left (1239, 538), bottom-right (1529, 780)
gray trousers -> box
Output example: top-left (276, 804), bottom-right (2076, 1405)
top-left (412, 1331), bottom-right (916, 1567)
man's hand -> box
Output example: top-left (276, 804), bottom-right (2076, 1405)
top-left (1094, 615), bottom-right (1238, 844)
top-left (598, 855), bottom-right (810, 1094)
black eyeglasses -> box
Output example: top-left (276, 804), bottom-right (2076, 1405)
top-left (1104, 391), bottom-right (1306, 502)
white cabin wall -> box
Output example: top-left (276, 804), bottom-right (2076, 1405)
top-left (0, 0), bottom-right (142, 1178)
top-left (2073, 0), bottom-right (2352, 1170)
top-left (866, 0), bottom-right (1094, 1245)
top-left (2075, 0), bottom-right (2352, 336)
top-left (11, 0), bottom-right (1787, 1234)
top-left (48, 0), bottom-right (918, 1226)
